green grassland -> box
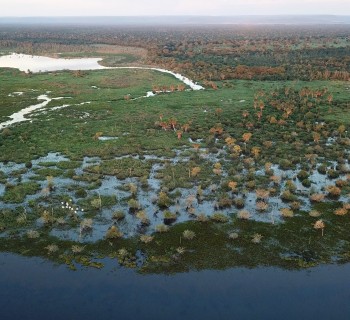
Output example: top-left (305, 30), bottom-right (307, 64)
top-left (1, 67), bottom-right (349, 163)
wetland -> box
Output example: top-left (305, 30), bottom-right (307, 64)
top-left (0, 22), bottom-right (350, 319)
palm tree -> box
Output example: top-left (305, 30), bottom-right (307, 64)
top-left (251, 147), bottom-right (261, 158)
top-left (242, 132), bottom-right (252, 152)
top-left (314, 220), bottom-right (325, 236)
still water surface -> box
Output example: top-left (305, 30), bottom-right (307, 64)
top-left (1, 253), bottom-right (350, 320)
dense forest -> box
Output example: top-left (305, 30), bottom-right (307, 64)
top-left (0, 24), bottom-right (350, 82)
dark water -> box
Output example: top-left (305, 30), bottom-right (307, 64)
top-left (1, 253), bottom-right (350, 320)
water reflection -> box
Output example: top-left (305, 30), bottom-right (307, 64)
top-left (1, 253), bottom-right (350, 320)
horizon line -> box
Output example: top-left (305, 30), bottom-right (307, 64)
top-left (1, 14), bottom-right (350, 17)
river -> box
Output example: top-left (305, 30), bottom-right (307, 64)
top-left (1, 253), bottom-right (350, 320)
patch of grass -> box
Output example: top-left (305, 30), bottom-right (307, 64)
top-left (84, 157), bottom-right (152, 179)
top-left (2, 182), bottom-right (40, 203)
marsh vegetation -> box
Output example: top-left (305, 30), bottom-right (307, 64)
top-left (0, 24), bottom-right (349, 273)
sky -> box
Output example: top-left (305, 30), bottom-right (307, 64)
top-left (0, 0), bottom-right (349, 16)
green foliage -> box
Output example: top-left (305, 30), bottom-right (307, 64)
top-left (2, 182), bottom-right (40, 203)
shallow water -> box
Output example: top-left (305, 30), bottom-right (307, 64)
top-left (1, 149), bottom-right (348, 242)
top-left (0, 53), bottom-right (106, 72)
top-left (0, 94), bottom-right (51, 129)
top-left (0, 53), bottom-right (204, 90)
top-left (1, 253), bottom-right (350, 320)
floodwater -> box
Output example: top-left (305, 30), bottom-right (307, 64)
top-left (1, 253), bottom-right (350, 320)
top-left (0, 94), bottom-right (51, 129)
top-left (0, 53), bottom-right (106, 72)
top-left (0, 53), bottom-right (204, 90)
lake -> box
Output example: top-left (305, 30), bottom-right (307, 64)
top-left (0, 53), bottom-right (204, 90)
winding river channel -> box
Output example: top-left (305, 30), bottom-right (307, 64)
top-left (0, 53), bottom-right (203, 129)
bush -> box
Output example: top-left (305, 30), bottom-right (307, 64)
top-left (302, 179), bottom-right (311, 188)
top-left (317, 165), bottom-right (327, 174)
top-left (281, 190), bottom-right (298, 202)
top-left (327, 169), bottom-right (340, 179)
top-left (25, 161), bottom-right (32, 169)
top-left (75, 188), bottom-right (87, 198)
top-left (183, 230), bottom-right (196, 240)
top-left (297, 170), bottom-right (309, 180)
top-left (279, 159), bottom-right (293, 170)
top-left (210, 212), bottom-right (229, 223)
top-left (105, 226), bottom-right (123, 239)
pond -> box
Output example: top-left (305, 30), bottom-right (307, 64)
top-left (1, 253), bottom-right (350, 320)
top-left (0, 53), bottom-right (106, 72)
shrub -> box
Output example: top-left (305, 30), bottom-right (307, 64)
top-left (309, 210), bottom-right (321, 217)
top-left (128, 199), bottom-right (140, 212)
top-left (279, 159), bottom-right (293, 170)
top-left (326, 185), bottom-right (341, 198)
top-left (285, 180), bottom-right (297, 192)
top-left (210, 212), bottom-right (229, 223)
top-left (317, 165), bottom-right (327, 174)
top-left (309, 193), bottom-right (325, 202)
top-left (334, 208), bottom-right (347, 216)
top-left (155, 224), bottom-right (169, 233)
top-left (183, 230), bottom-right (196, 240)
top-left (217, 197), bottom-right (233, 208)
top-left (45, 244), bottom-right (59, 254)
top-left (297, 170), bottom-right (309, 180)
top-left (136, 211), bottom-right (150, 226)
top-left (237, 210), bottom-right (250, 220)
top-left (327, 169), bottom-right (340, 179)
top-left (281, 190), bottom-right (298, 202)
top-left (302, 179), bottom-right (311, 187)
top-left (246, 180), bottom-right (256, 189)
top-left (80, 218), bottom-right (93, 232)
top-left (228, 232), bottom-right (239, 240)
top-left (163, 211), bottom-right (177, 224)
top-left (157, 191), bottom-right (172, 208)
top-left (256, 188), bottom-right (270, 200)
top-left (75, 188), bottom-right (87, 198)
top-left (25, 161), bottom-right (32, 169)
top-left (290, 201), bottom-right (301, 210)
top-left (27, 230), bottom-right (40, 239)
top-left (270, 175), bottom-right (281, 185)
top-left (251, 233), bottom-right (263, 244)
top-left (196, 213), bottom-right (208, 222)
top-left (335, 179), bottom-right (347, 188)
top-left (105, 226), bottom-right (123, 239)
top-left (280, 208), bottom-right (294, 218)
top-left (234, 198), bottom-right (245, 208)
top-left (140, 235), bottom-right (154, 244)
top-left (256, 201), bottom-right (269, 212)
top-left (112, 211), bottom-right (125, 221)
top-left (71, 245), bottom-right (85, 254)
